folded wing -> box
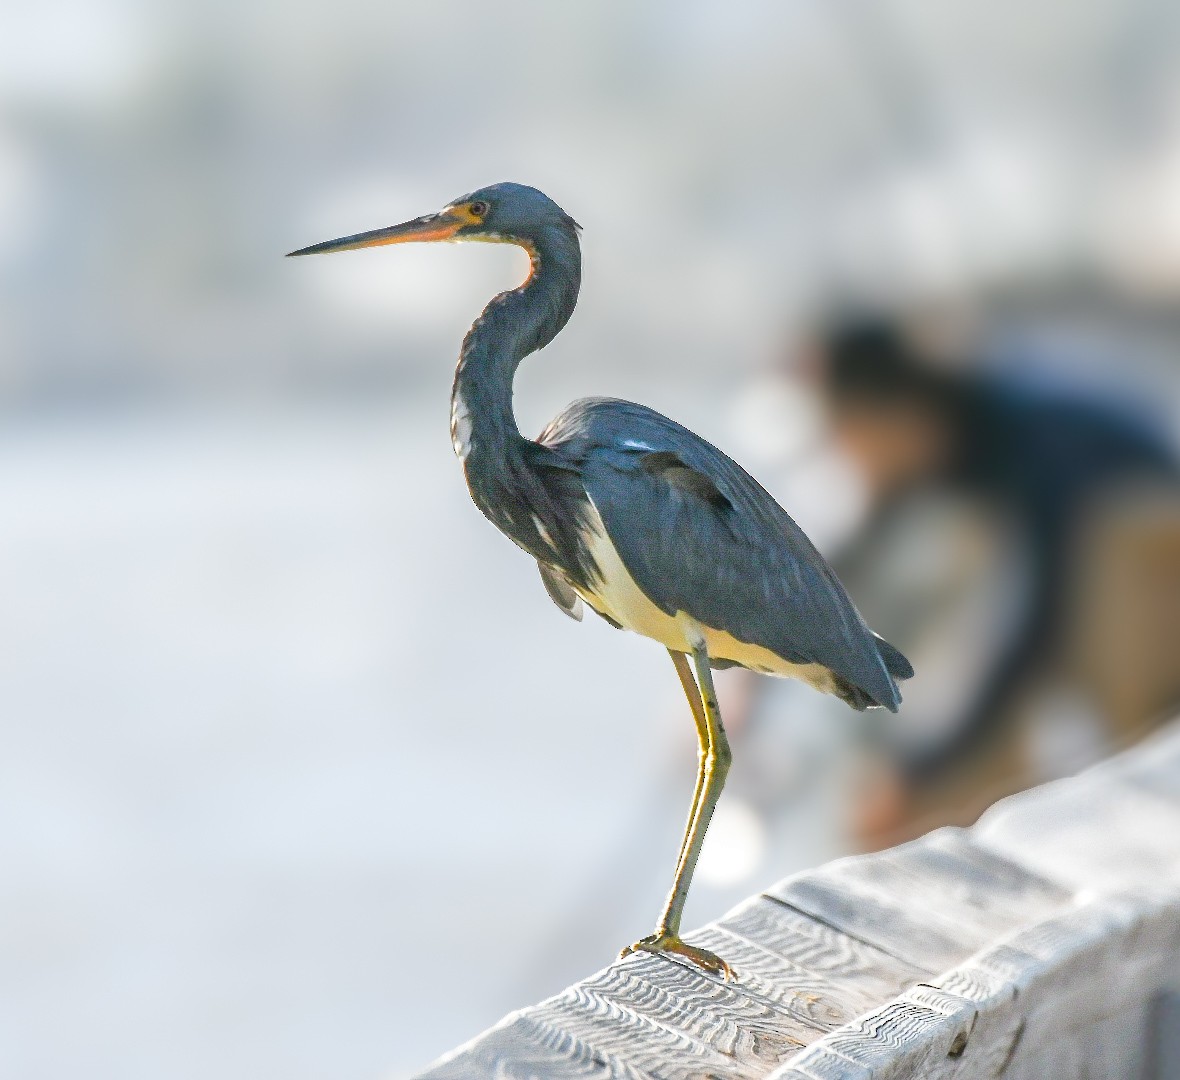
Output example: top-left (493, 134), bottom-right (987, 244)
top-left (539, 397), bottom-right (909, 711)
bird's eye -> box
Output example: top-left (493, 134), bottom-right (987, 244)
top-left (469, 200), bottom-right (489, 217)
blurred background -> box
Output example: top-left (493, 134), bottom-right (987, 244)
top-left (3, 0), bottom-right (1180, 1077)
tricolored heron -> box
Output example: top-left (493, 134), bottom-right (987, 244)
top-left (289, 182), bottom-right (913, 979)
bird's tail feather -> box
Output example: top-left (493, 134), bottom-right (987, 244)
top-left (875, 635), bottom-right (915, 682)
top-left (834, 635), bottom-right (914, 713)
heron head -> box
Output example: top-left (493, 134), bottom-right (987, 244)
top-left (287, 182), bottom-right (579, 257)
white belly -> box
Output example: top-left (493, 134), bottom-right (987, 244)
top-left (575, 501), bottom-right (837, 694)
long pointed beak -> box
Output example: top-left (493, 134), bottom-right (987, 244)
top-left (286, 211), bottom-right (463, 257)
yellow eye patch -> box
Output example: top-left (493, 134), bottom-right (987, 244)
top-left (449, 202), bottom-right (487, 226)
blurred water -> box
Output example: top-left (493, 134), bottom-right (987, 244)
top-left (0, 400), bottom-right (657, 1078)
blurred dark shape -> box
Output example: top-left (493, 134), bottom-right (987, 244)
top-left (814, 312), bottom-right (1180, 846)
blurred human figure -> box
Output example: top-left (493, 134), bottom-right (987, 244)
top-left (794, 313), bottom-right (1180, 847)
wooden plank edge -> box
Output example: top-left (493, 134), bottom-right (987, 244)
top-left (765, 887), bottom-right (1180, 1079)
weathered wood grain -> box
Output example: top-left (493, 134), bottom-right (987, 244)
top-left (679, 927), bottom-right (893, 1033)
top-left (764, 871), bottom-right (991, 974)
top-left (762, 829), bottom-right (1072, 981)
top-left (713, 897), bottom-right (933, 1012)
top-left (415, 1013), bottom-right (654, 1080)
top-left (413, 718), bottom-right (1180, 1080)
top-left (527, 952), bottom-right (816, 1079)
top-left (770, 889), bottom-right (1180, 1080)
top-left (835, 828), bottom-right (1072, 930)
top-left (973, 724), bottom-right (1180, 891)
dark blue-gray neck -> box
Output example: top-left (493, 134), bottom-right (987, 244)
top-left (450, 222), bottom-right (581, 465)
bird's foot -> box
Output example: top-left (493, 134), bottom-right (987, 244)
top-left (620, 931), bottom-right (734, 981)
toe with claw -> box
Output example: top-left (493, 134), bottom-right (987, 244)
top-left (620, 931), bottom-right (734, 981)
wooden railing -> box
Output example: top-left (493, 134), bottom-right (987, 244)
top-left (413, 721), bottom-right (1180, 1079)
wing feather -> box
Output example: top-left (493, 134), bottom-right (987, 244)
top-left (539, 397), bottom-right (906, 709)
top-left (537, 561), bottom-right (583, 621)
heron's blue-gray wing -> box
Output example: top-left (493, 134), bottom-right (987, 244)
top-left (540, 397), bottom-right (905, 710)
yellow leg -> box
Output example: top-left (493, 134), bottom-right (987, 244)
top-left (668, 649), bottom-right (709, 875)
top-left (621, 645), bottom-right (734, 980)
